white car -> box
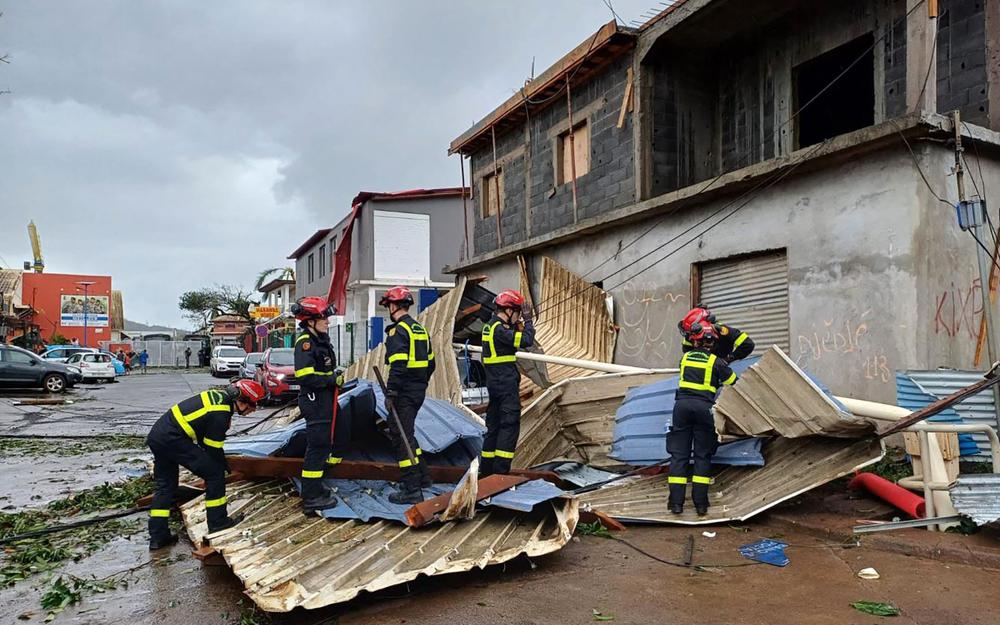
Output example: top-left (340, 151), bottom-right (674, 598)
top-left (65, 351), bottom-right (117, 383)
top-left (211, 345), bottom-right (247, 378)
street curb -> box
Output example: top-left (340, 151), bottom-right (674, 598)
top-left (767, 512), bottom-right (1000, 571)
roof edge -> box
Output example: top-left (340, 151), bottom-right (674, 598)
top-left (287, 228), bottom-right (333, 260)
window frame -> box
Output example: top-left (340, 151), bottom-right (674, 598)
top-left (557, 120), bottom-right (591, 186)
top-left (307, 253), bottom-right (315, 284)
top-left (319, 244), bottom-right (327, 279)
top-left (482, 168), bottom-right (504, 219)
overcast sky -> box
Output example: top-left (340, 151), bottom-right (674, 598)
top-left (1, 1), bottom-right (656, 329)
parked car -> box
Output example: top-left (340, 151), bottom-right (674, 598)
top-left (100, 351), bottom-right (126, 376)
top-left (239, 352), bottom-right (265, 379)
top-left (41, 346), bottom-right (99, 363)
top-left (210, 345), bottom-right (247, 378)
top-left (65, 351), bottom-right (117, 383)
top-left (255, 347), bottom-right (298, 403)
top-left (0, 344), bottom-right (82, 393)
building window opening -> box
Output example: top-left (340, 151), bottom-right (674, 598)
top-left (307, 253), bottom-right (315, 284)
top-left (794, 33), bottom-right (875, 149)
top-left (319, 244), bottom-right (326, 278)
top-left (558, 121), bottom-right (590, 185)
top-left (483, 169), bottom-right (504, 218)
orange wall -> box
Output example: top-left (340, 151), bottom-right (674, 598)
top-left (21, 272), bottom-right (113, 346)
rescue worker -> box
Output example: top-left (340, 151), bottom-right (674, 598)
top-left (380, 286), bottom-right (435, 504)
top-left (669, 320), bottom-right (737, 516)
top-left (480, 289), bottom-right (535, 476)
top-left (146, 379), bottom-right (265, 550)
top-left (291, 296), bottom-right (343, 514)
top-left (678, 305), bottom-right (754, 364)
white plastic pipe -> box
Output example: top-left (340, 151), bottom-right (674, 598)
top-left (454, 343), bottom-right (676, 375)
top-left (833, 396), bottom-right (910, 421)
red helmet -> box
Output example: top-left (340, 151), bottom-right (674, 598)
top-left (494, 289), bottom-right (525, 309)
top-left (291, 296), bottom-right (335, 321)
top-left (687, 322), bottom-right (717, 342)
top-left (379, 286), bottom-right (414, 308)
top-left (678, 307), bottom-right (715, 336)
top-left (232, 379), bottom-right (266, 405)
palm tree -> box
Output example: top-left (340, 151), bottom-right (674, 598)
top-left (255, 267), bottom-right (295, 291)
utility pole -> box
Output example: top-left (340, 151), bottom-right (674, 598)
top-left (954, 110), bottom-right (1000, 431)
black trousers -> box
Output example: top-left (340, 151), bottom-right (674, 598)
top-left (482, 389), bottom-right (521, 475)
top-left (387, 392), bottom-right (424, 490)
top-left (147, 432), bottom-right (227, 538)
top-left (667, 398), bottom-right (718, 508)
top-left (299, 387), bottom-right (344, 500)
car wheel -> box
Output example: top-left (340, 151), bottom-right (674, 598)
top-left (43, 374), bottom-right (67, 394)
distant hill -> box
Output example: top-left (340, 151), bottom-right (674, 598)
top-left (124, 319), bottom-right (192, 335)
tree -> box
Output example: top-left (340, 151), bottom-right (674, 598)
top-left (178, 289), bottom-right (220, 331)
top-left (254, 267), bottom-right (295, 291)
top-left (215, 285), bottom-right (258, 322)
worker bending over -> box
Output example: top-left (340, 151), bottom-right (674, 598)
top-left (670, 319), bottom-right (737, 516)
top-left (146, 379), bottom-right (265, 549)
top-left (679, 305), bottom-right (754, 363)
top-left (481, 289), bottom-right (535, 475)
top-left (381, 286), bottom-right (436, 504)
top-left (292, 296), bottom-right (344, 514)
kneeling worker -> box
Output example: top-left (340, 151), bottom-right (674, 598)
top-left (380, 286), bottom-right (436, 504)
top-left (481, 289), bottom-right (535, 475)
top-left (669, 320), bottom-right (737, 516)
top-left (146, 379), bottom-right (265, 549)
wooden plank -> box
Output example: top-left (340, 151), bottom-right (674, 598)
top-left (191, 545), bottom-right (227, 566)
top-left (405, 475), bottom-right (529, 527)
top-left (617, 67), bottom-right (634, 129)
top-left (578, 508), bottom-right (626, 531)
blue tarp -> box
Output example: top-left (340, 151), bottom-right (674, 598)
top-left (895, 372), bottom-right (981, 457)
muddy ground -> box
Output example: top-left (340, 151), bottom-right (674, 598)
top-left (2, 373), bottom-right (998, 625)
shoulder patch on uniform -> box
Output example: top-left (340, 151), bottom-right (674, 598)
top-left (388, 328), bottom-right (396, 337)
top-left (720, 326), bottom-right (730, 336)
top-left (302, 341), bottom-right (311, 351)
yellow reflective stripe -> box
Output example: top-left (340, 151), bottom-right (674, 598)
top-left (482, 322), bottom-right (516, 364)
top-left (387, 353), bottom-right (408, 363)
top-left (296, 333), bottom-right (309, 344)
top-left (396, 321), bottom-right (431, 368)
top-left (723, 372), bottom-right (737, 385)
top-left (415, 448), bottom-right (423, 456)
top-left (405, 360), bottom-right (429, 368)
top-left (682, 338), bottom-right (693, 347)
top-left (171, 406), bottom-right (198, 442)
top-left (202, 438), bottom-right (224, 449)
top-left (494, 449), bottom-right (515, 459)
top-left (149, 509), bottom-right (170, 518)
top-left (399, 458), bottom-right (419, 468)
top-left (678, 353), bottom-right (718, 392)
top-left (301, 469), bottom-right (324, 478)
top-left (513, 331), bottom-right (523, 348)
top-left (481, 450), bottom-right (496, 458)
top-left (692, 475), bottom-right (712, 485)
top-left (667, 476), bottom-right (688, 484)
top-left (733, 332), bottom-right (749, 348)
top-left (326, 456), bottom-right (342, 465)
top-left (204, 496), bottom-right (227, 508)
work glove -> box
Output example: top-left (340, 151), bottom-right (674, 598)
top-left (334, 367), bottom-right (345, 388)
top-left (520, 305), bottom-right (534, 325)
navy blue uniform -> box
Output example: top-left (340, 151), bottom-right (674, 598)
top-left (294, 328), bottom-right (342, 501)
top-left (682, 324), bottom-right (754, 362)
top-left (481, 314), bottom-right (535, 474)
top-left (384, 314), bottom-right (436, 490)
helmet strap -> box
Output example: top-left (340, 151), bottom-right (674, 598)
top-left (389, 304), bottom-right (406, 321)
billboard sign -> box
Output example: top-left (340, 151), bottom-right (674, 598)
top-left (60, 295), bottom-right (109, 327)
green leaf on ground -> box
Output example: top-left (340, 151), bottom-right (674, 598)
top-left (592, 609), bottom-right (615, 621)
top-left (851, 601), bottom-right (901, 617)
top-left (577, 522), bottom-right (612, 538)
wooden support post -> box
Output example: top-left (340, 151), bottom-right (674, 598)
top-left (565, 75), bottom-right (579, 223)
top-left (617, 67), bottom-right (634, 129)
top-left (491, 126), bottom-right (504, 247)
top-left (460, 154), bottom-right (470, 261)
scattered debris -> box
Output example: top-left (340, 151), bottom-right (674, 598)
top-left (950, 473), bottom-right (1000, 526)
top-left (857, 567), bottom-right (880, 580)
top-left (852, 516), bottom-right (965, 534)
top-left (851, 601), bottom-right (901, 617)
top-left (738, 539), bottom-right (790, 567)
top-left (591, 609), bottom-right (615, 621)
top-left (702, 531), bottom-right (716, 538)
top-left (0, 435), bottom-right (146, 457)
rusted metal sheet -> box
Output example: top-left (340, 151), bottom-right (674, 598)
top-left (519, 257), bottom-right (618, 396)
top-left (950, 473), bottom-right (1000, 525)
top-left (181, 480), bottom-right (578, 612)
top-left (713, 347), bottom-right (873, 438)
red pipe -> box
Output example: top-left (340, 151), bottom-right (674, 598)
top-left (848, 473), bottom-right (926, 519)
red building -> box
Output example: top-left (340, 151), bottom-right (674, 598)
top-left (21, 272), bottom-right (114, 347)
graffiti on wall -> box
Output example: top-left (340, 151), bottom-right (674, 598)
top-left (795, 311), bottom-right (892, 383)
top-left (617, 281), bottom-right (686, 364)
top-left (934, 278), bottom-right (983, 340)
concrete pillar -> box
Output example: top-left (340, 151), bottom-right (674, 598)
top-left (906, 0), bottom-right (937, 113)
top-left (988, 0), bottom-right (1000, 130)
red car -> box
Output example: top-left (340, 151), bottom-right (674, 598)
top-left (255, 347), bottom-right (298, 404)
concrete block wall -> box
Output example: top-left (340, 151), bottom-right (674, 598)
top-left (469, 54), bottom-right (635, 256)
top-left (936, 0), bottom-right (990, 125)
top-left (884, 0), bottom-right (908, 119)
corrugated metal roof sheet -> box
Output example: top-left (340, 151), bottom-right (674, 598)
top-left (895, 373), bottom-right (981, 457)
top-left (905, 369), bottom-right (997, 460)
top-left (950, 473), bottom-right (1000, 525)
top-left (609, 358), bottom-right (763, 466)
top-left (181, 480), bottom-right (578, 612)
top-left (529, 461), bottom-right (621, 488)
top-left (485, 479), bottom-right (568, 513)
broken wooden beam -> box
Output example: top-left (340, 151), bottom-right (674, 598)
top-left (406, 475), bottom-right (528, 527)
top-left (191, 544), bottom-right (227, 566)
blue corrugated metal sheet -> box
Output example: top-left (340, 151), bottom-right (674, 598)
top-left (530, 461), bottom-right (620, 488)
top-left (485, 480), bottom-right (567, 512)
top-left (897, 372), bottom-right (983, 458)
top-left (610, 359), bottom-right (763, 466)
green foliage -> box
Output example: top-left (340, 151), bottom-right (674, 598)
top-left (47, 475), bottom-right (153, 516)
top-left (851, 601), bottom-right (901, 617)
top-left (41, 575), bottom-right (123, 621)
top-left (48, 333), bottom-right (70, 346)
top-left (863, 447), bottom-right (913, 484)
top-left (592, 609), bottom-right (615, 621)
top-left (254, 267), bottom-right (294, 291)
top-left (577, 521), bottom-right (612, 538)
top-left (0, 436), bottom-right (145, 458)
top-left (178, 289), bottom-right (222, 329)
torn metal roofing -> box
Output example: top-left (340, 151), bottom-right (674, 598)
top-left (713, 347), bottom-right (872, 438)
top-left (181, 480), bottom-right (579, 612)
top-left (896, 373), bottom-right (981, 457)
top-left (485, 479), bottom-right (568, 513)
top-left (903, 369), bottom-right (995, 460)
top-left (530, 461), bottom-right (621, 488)
top-left (950, 473), bottom-right (1000, 526)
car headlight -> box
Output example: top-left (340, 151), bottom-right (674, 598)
top-left (273, 373), bottom-right (285, 381)
top-left (67, 366), bottom-right (81, 374)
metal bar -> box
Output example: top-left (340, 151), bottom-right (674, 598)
top-left (373, 366), bottom-right (416, 465)
top-left (853, 515), bottom-right (963, 534)
top-left (918, 430), bottom-right (937, 530)
top-left (906, 422), bottom-right (1000, 472)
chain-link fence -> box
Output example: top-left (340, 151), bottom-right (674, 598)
top-left (99, 340), bottom-right (203, 367)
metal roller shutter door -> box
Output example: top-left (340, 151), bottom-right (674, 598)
top-left (699, 251), bottom-right (789, 354)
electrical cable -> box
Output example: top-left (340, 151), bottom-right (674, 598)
top-left (232, 397), bottom-right (299, 436)
top-left (601, 0), bottom-right (624, 25)
top-left (0, 506), bottom-right (150, 545)
top-left (604, 535), bottom-right (763, 569)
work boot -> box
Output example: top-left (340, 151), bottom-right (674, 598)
top-left (148, 533), bottom-right (178, 551)
top-left (696, 506), bottom-right (709, 517)
top-left (418, 461), bottom-right (433, 489)
top-left (388, 485), bottom-right (423, 505)
top-left (302, 486), bottom-right (340, 514)
top-left (669, 503), bottom-right (684, 515)
top-left (207, 513), bottom-right (245, 534)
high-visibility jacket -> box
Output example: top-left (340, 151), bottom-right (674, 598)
top-left (675, 349), bottom-right (737, 403)
top-left (482, 315), bottom-right (535, 393)
top-left (294, 329), bottom-right (338, 391)
top-left (682, 324), bottom-right (754, 363)
top-left (157, 389), bottom-right (234, 465)
top-left (384, 314), bottom-right (436, 393)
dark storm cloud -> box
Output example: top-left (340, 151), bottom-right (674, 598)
top-left (0, 0), bottom-right (655, 327)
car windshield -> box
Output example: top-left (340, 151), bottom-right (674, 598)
top-left (268, 349), bottom-right (294, 366)
top-left (219, 348), bottom-right (246, 358)
top-left (245, 353), bottom-right (264, 364)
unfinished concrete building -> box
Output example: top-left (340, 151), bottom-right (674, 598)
top-left (448, 0), bottom-right (1000, 407)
